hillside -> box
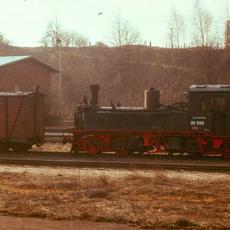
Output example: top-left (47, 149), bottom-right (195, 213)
top-left (0, 45), bottom-right (230, 117)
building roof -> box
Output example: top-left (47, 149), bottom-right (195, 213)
top-left (0, 56), bottom-right (29, 66)
top-left (0, 55), bottom-right (58, 73)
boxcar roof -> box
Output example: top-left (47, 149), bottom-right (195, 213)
top-left (188, 85), bottom-right (230, 92)
top-left (0, 56), bottom-right (58, 73)
top-left (0, 92), bottom-right (37, 96)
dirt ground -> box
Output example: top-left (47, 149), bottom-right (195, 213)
top-left (0, 169), bottom-right (229, 230)
top-left (0, 216), bottom-right (138, 230)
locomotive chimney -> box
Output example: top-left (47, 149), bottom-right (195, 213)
top-left (90, 85), bottom-right (100, 106)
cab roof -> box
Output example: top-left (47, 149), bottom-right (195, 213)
top-left (188, 85), bottom-right (230, 92)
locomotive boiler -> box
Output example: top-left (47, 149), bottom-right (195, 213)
top-left (70, 85), bottom-right (230, 157)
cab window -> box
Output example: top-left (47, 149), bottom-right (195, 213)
top-left (211, 97), bottom-right (225, 111)
top-left (200, 99), bottom-right (210, 111)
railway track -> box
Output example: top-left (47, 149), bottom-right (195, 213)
top-left (0, 151), bottom-right (229, 172)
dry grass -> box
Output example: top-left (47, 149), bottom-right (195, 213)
top-left (0, 171), bottom-right (229, 229)
top-left (31, 143), bottom-right (71, 152)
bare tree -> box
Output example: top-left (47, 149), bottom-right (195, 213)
top-left (224, 3), bottom-right (230, 48)
top-left (110, 13), bottom-right (141, 47)
top-left (41, 19), bottom-right (89, 48)
top-left (192, 0), bottom-right (219, 47)
top-left (0, 32), bottom-right (10, 46)
top-left (107, 13), bottom-right (142, 104)
top-left (108, 13), bottom-right (142, 65)
top-left (167, 6), bottom-right (185, 48)
top-left (71, 32), bottom-right (89, 47)
top-left (41, 20), bottom-right (63, 47)
top-left (224, 2), bottom-right (230, 19)
top-left (60, 30), bottom-right (89, 48)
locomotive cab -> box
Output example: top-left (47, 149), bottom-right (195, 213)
top-left (188, 85), bottom-right (230, 135)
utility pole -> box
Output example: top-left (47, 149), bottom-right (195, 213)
top-left (170, 27), bottom-right (174, 65)
top-left (170, 27), bottom-right (174, 49)
top-left (225, 20), bottom-right (230, 48)
top-left (57, 38), bottom-right (62, 104)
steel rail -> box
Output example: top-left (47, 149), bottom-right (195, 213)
top-left (0, 152), bottom-right (229, 172)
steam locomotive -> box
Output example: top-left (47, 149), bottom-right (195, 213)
top-left (70, 85), bottom-right (230, 157)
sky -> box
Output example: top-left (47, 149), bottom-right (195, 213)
top-left (0, 0), bottom-right (229, 47)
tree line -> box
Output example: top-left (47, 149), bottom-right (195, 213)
top-left (0, 0), bottom-right (228, 48)
top-left (167, 0), bottom-right (224, 48)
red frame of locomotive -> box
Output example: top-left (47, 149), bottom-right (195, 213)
top-left (67, 129), bottom-right (230, 157)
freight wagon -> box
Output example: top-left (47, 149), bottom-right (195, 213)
top-left (0, 89), bottom-right (45, 151)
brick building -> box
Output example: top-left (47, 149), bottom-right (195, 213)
top-left (0, 56), bottom-right (59, 113)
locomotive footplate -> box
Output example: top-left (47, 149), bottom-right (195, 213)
top-left (67, 129), bottom-right (230, 157)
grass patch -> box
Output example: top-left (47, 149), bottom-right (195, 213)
top-left (0, 172), bottom-right (229, 229)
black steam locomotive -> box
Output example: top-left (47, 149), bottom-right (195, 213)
top-left (70, 85), bottom-right (230, 157)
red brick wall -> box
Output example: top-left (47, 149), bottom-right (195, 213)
top-left (0, 58), bottom-right (57, 112)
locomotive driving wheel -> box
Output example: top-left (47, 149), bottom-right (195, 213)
top-left (127, 136), bottom-right (144, 155)
top-left (86, 135), bottom-right (101, 155)
top-left (111, 137), bottom-right (128, 155)
top-left (71, 145), bottom-right (78, 154)
top-left (0, 144), bottom-right (8, 151)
